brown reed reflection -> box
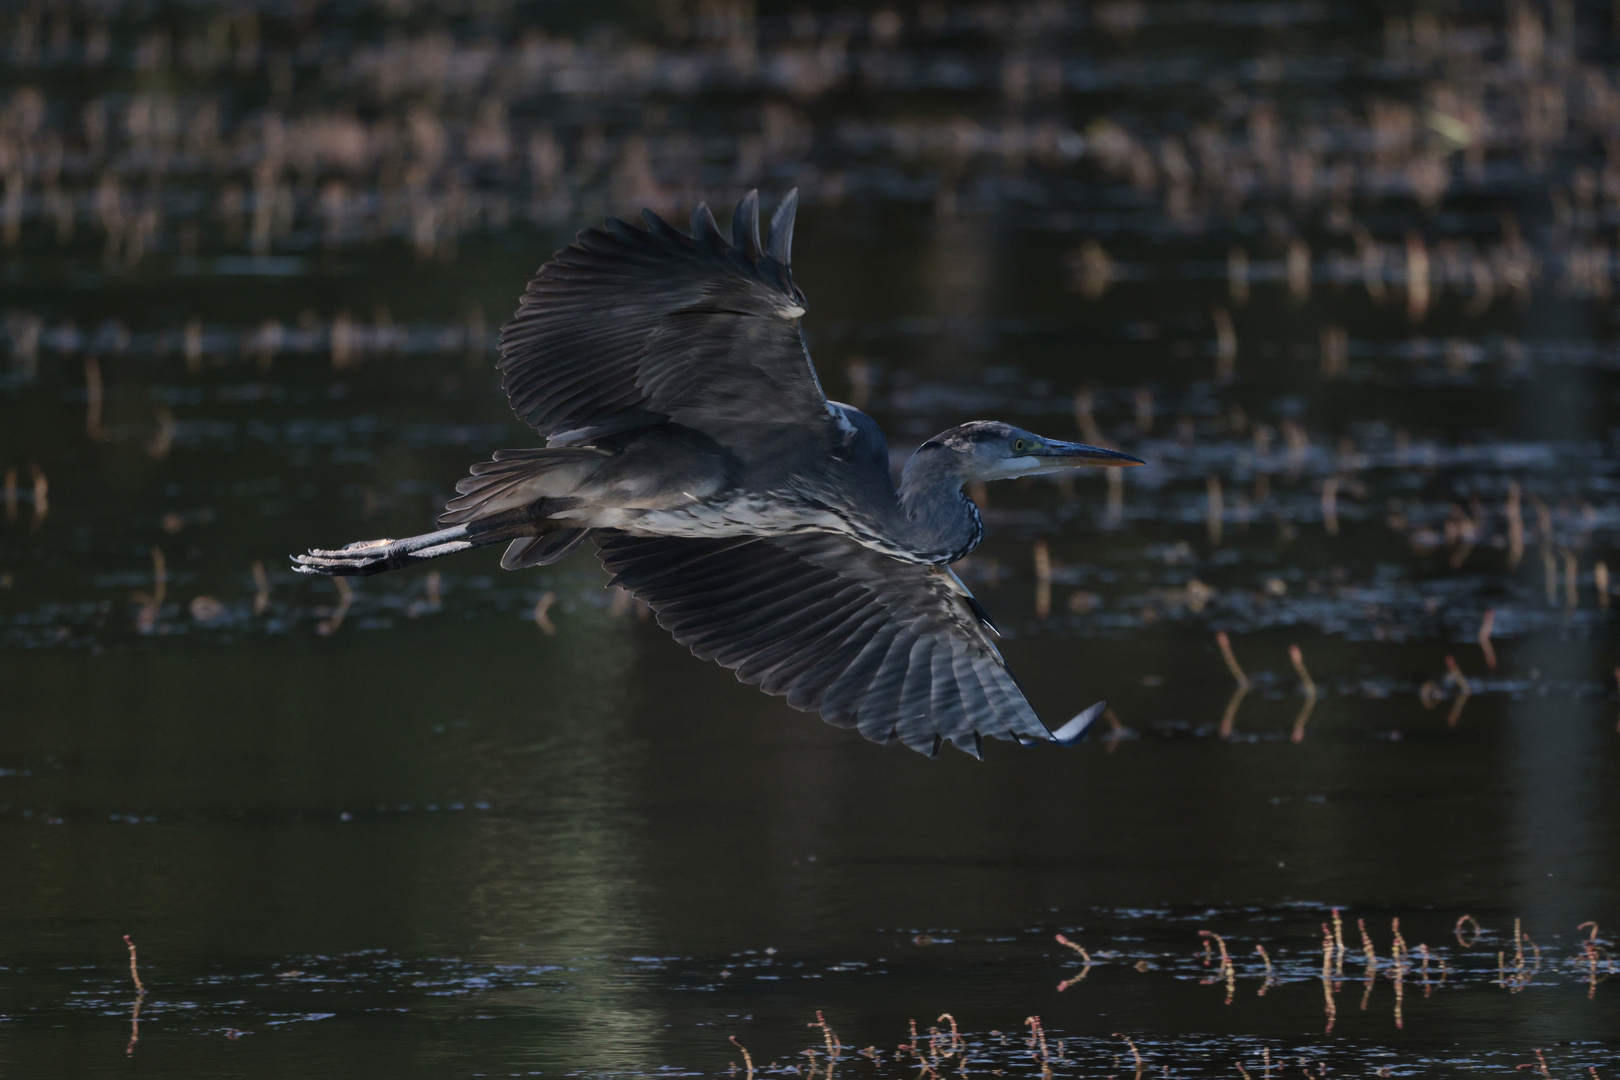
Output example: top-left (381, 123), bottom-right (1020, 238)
top-left (1288, 645), bottom-right (1317, 743)
top-left (122, 934), bottom-right (144, 1057)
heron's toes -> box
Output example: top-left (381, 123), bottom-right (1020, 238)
top-left (340, 538), bottom-right (395, 552)
top-left (291, 549), bottom-right (388, 576)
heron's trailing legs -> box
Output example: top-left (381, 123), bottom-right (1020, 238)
top-left (293, 511), bottom-right (546, 577)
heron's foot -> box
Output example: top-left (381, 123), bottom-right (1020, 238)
top-left (292, 528), bottom-right (477, 577)
top-left (292, 542), bottom-right (398, 576)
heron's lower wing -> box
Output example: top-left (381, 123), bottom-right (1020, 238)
top-left (501, 190), bottom-right (843, 461)
top-left (594, 531), bottom-right (1055, 757)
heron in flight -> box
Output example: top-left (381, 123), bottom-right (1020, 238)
top-left (295, 191), bottom-right (1143, 757)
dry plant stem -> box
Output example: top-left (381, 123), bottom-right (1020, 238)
top-left (1444, 655), bottom-right (1471, 727)
top-left (134, 547), bottom-right (167, 632)
top-left (1506, 481), bottom-right (1525, 569)
top-left (146, 405), bottom-right (176, 460)
top-left (1032, 539), bottom-right (1051, 620)
top-left (1320, 924), bottom-right (1338, 1033)
top-left (1255, 944), bottom-right (1273, 994)
top-left (1597, 561), bottom-right (1611, 609)
top-left (1332, 909), bottom-right (1346, 974)
top-left (1024, 1016), bottom-right (1049, 1063)
top-left (937, 1014), bottom-right (961, 1055)
top-left (123, 934), bottom-right (145, 993)
top-left (809, 1011), bottom-right (842, 1061)
top-left (30, 463), bottom-right (49, 529)
top-left (1289, 642), bottom-right (1319, 741)
top-left (1229, 248), bottom-right (1250, 306)
top-left (1478, 608), bottom-right (1497, 669)
top-left (533, 591), bottom-right (557, 635)
top-left (1357, 917), bottom-right (1377, 1011)
top-left (1417, 944), bottom-right (1433, 997)
top-left (126, 992), bottom-right (142, 1057)
top-left (1073, 389), bottom-right (1105, 445)
top-left (1200, 930), bottom-right (1235, 1003)
top-left (251, 560), bottom-right (270, 615)
top-left (1104, 707), bottom-right (1126, 754)
top-left (123, 934), bottom-right (146, 1058)
top-left (1291, 693), bottom-right (1316, 743)
top-left (1207, 473), bottom-right (1224, 545)
top-left (1563, 547), bottom-right (1579, 610)
top-left (729, 1037), bottom-right (755, 1080)
top-left (1321, 476), bottom-right (1340, 536)
top-left (1219, 684), bottom-right (1248, 739)
top-left (1113, 1033), bottom-right (1145, 1078)
top-left (1057, 967), bottom-right (1091, 991)
top-left (1215, 631), bottom-right (1250, 687)
top-left (317, 576), bottom-right (353, 635)
top-left (1289, 644), bottom-right (1317, 697)
top-left (1054, 933), bottom-right (1093, 988)
top-left (84, 355), bottom-right (103, 438)
top-left (1577, 922), bottom-right (1605, 998)
top-left (1455, 915), bottom-right (1482, 948)
top-left (1391, 918), bottom-right (1406, 1029)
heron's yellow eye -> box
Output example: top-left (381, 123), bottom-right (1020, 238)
top-left (1013, 439), bottom-right (1027, 452)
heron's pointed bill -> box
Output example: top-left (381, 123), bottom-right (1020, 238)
top-left (1029, 440), bottom-right (1145, 470)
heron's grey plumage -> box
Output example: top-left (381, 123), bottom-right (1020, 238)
top-left (294, 191), bottom-right (1143, 756)
top-left (595, 530), bottom-right (1047, 756)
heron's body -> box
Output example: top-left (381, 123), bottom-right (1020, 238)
top-left (296, 191), bottom-right (1141, 757)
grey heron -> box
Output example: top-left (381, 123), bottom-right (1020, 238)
top-left (295, 190), bottom-right (1143, 757)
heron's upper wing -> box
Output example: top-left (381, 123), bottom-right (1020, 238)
top-left (595, 530), bottom-right (1061, 757)
top-left (500, 190), bottom-right (838, 458)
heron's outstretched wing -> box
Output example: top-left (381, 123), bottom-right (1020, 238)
top-left (500, 190), bottom-right (837, 460)
top-left (595, 530), bottom-right (1065, 757)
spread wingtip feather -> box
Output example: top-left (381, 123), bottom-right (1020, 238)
top-left (733, 189), bottom-right (762, 260)
top-left (767, 188), bottom-right (798, 266)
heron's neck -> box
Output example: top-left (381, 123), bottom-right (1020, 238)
top-left (895, 450), bottom-right (983, 564)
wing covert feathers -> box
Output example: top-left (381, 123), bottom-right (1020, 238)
top-left (594, 531), bottom-right (1058, 757)
top-left (497, 190), bottom-right (819, 453)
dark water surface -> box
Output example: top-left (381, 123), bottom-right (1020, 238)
top-left (3, 1), bottom-right (1620, 1075)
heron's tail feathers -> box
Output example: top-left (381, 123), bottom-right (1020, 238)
top-left (438, 447), bottom-right (604, 526)
top-left (501, 527), bottom-right (589, 569)
top-left (294, 448), bottom-right (603, 577)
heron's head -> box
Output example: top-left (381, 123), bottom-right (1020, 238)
top-left (919, 421), bottom-right (1144, 482)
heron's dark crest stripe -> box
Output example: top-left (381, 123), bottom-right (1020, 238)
top-left (595, 530), bottom-right (1055, 757)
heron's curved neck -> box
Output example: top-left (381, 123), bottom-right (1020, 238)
top-left (896, 449), bottom-right (983, 564)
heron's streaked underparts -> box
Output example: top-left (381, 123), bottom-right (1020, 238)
top-left (294, 191), bottom-right (1143, 757)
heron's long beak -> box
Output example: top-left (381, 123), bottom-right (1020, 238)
top-left (1034, 440), bottom-right (1146, 467)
